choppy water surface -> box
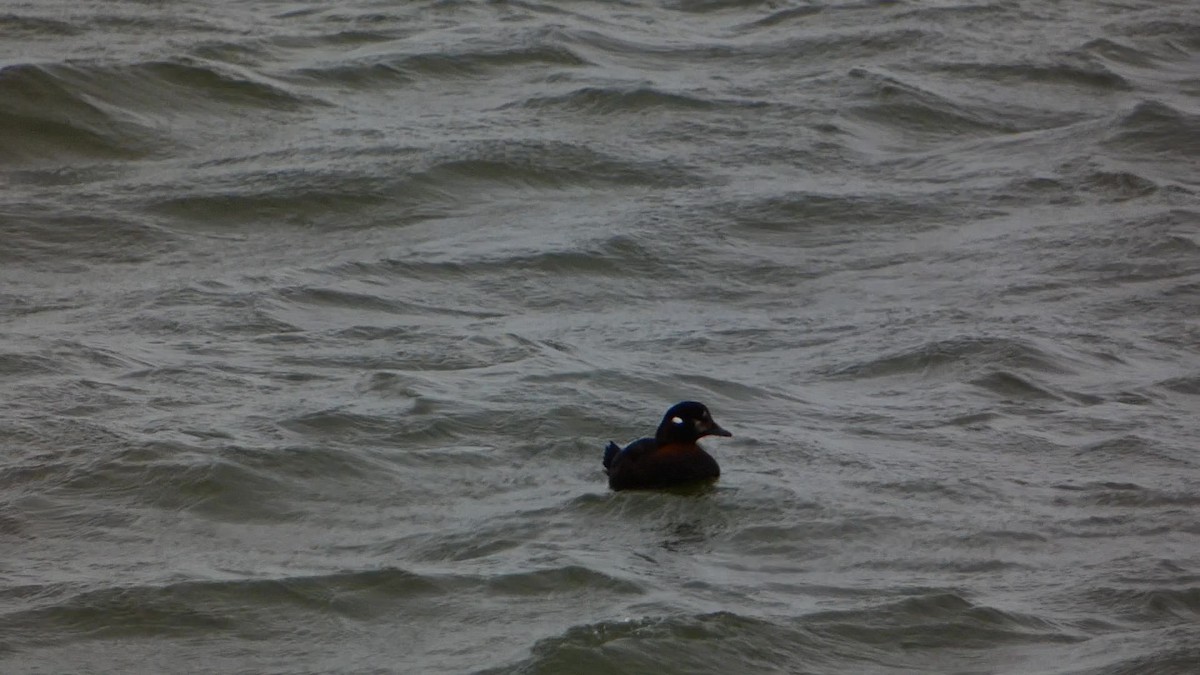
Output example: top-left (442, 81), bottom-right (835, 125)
top-left (2, 0), bottom-right (1199, 672)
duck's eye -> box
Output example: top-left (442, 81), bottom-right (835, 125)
top-left (671, 416), bottom-right (684, 425)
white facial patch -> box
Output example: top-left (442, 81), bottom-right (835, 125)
top-left (671, 416), bottom-right (684, 425)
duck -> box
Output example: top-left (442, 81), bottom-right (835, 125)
top-left (603, 401), bottom-right (731, 491)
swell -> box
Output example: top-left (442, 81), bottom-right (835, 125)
top-left (719, 189), bottom-right (996, 236)
top-left (1102, 99), bottom-right (1200, 158)
top-left (0, 58), bottom-right (313, 166)
top-left (1051, 479), bottom-right (1200, 509)
top-left (842, 68), bottom-right (1029, 140)
top-left (0, 209), bottom-right (176, 265)
top-left (0, 564), bottom-right (641, 648)
top-left (413, 140), bottom-right (701, 189)
top-left (486, 593), bottom-right (1085, 673)
top-left (0, 569), bottom-right (442, 645)
top-left (1, 421), bottom-right (394, 523)
top-left (512, 86), bottom-right (768, 115)
top-left (1072, 586), bottom-right (1200, 626)
top-left (0, 13), bottom-right (81, 37)
top-left (812, 333), bottom-right (1175, 414)
top-left (276, 394), bottom-right (622, 453)
top-left (822, 335), bottom-right (1078, 381)
top-left (555, 25), bottom-right (937, 65)
top-left (928, 59), bottom-right (1131, 92)
top-left (0, 340), bottom-right (147, 379)
top-left (0, 63), bottom-right (164, 164)
top-left (286, 44), bottom-right (588, 86)
top-left (147, 139), bottom-right (702, 227)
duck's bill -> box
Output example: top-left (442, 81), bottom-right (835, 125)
top-left (707, 423), bottom-right (732, 438)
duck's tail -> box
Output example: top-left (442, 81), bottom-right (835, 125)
top-left (603, 441), bottom-right (621, 472)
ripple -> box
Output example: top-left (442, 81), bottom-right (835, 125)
top-left (806, 592), bottom-right (1084, 649)
top-left (332, 233), bottom-right (659, 282)
top-left (0, 352), bottom-right (60, 377)
top-left (486, 594), bottom-right (1084, 674)
top-left (845, 68), bottom-right (1024, 138)
top-left (1158, 374), bottom-right (1200, 395)
top-left (0, 63), bottom-right (164, 164)
top-left (487, 566), bottom-right (644, 597)
top-left (150, 138), bottom-right (700, 227)
top-left (1077, 37), bottom-right (1161, 68)
top-left (413, 140), bottom-right (703, 190)
top-left (1052, 479), bottom-right (1200, 508)
top-left (720, 189), bottom-right (976, 238)
top-left (0, 567), bottom-right (446, 647)
top-left (1119, 19), bottom-right (1200, 50)
top-left (287, 44), bottom-right (587, 86)
top-left (59, 442), bottom-right (298, 522)
top-left (145, 168), bottom-right (413, 226)
top-left (0, 13), bottom-right (81, 37)
top-left (0, 54), bottom-right (320, 167)
top-left (738, 5), bottom-right (824, 29)
top-left (1104, 99), bottom-right (1200, 158)
top-left (823, 335), bottom-right (1075, 381)
top-left (969, 370), bottom-right (1062, 401)
top-left (1091, 640), bottom-right (1200, 675)
top-left (132, 59), bottom-right (313, 110)
top-left (513, 86), bottom-right (762, 115)
top-left (279, 285), bottom-right (498, 318)
top-left (1077, 586), bottom-right (1200, 624)
top-left (930, 57), bottom-right (1131, 91)
top-left (857, 478), bottom-right (1001, 503)
top-left (483, 612), bottom-right (830, 674)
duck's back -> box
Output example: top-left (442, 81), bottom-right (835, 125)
top-left (606, 441), bottom-right (719, 491)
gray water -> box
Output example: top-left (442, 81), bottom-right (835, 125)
top-left (2, 1), bottom-right (1199, 673)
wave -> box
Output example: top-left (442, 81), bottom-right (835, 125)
top-left (328, 233), bottom-right (653, 279)
top-left (1082, 640), bottom-right (1200, 675)
top-left (148, 138), bottom-right (701, 228)
top-left (480, 612), bottom-right (833, 675)
top-left (512, 86), bottom-right (765, 115)
top-left (0, 57), bottom-right (313, 166)
top-left (822, 335), bottom-right (1076, 381)
top-left (0, 567), bottom-right (440, 646)
top-left (0, 340), bottom-right (147, 379)
top-left (411, 139), bottom-right (702, 189)
top-left (1076, 37), bottom-right (1162, 68)
top-left (287, 44), bottom-right (587, 86)
top-left (843, 68), bottom-right (1026, 139)
top-left (0, 12), bottom-right (81, 38)
top-left (738, 5), bottom-right (825, 29)
top-left (0, 63), bottom-right (165, 164)
top-left (57, 443), bottom-right (294, 522)
top-left (0, 209), bottom-right (176, 265)
top-left (277, 285), bottom-right (500, 318)
top-left (1159, 374), bottom-right (1200, 395)
top-left (1119, 18), bottom-right (1200, 51)
top-left (1052, 478), bottom-right (1200, 508)
top-left (1076, 586), bottom-right (1200, 624)
top-left (717, 189), bottom-right (976, 243)
top-left (484, 593), bottom-right (1085, 673)
top-left (1103, 99), bottom-right (1200, 158)
top-left (930, 59), bottom-right (1131, 91)
top-left (0, 563), bottom-right (645, 653)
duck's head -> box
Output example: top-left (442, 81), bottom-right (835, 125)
top-left (655, 401), bottom-right (732, 444)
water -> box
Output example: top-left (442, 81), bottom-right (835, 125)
top-left (2, 1), bottom-right (1199, 673)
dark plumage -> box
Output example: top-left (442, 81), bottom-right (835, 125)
top-left (603, 401), bottom-right (731, 491)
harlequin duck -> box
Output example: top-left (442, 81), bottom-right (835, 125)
top-left (603, 401), bottom-right (732, 491)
